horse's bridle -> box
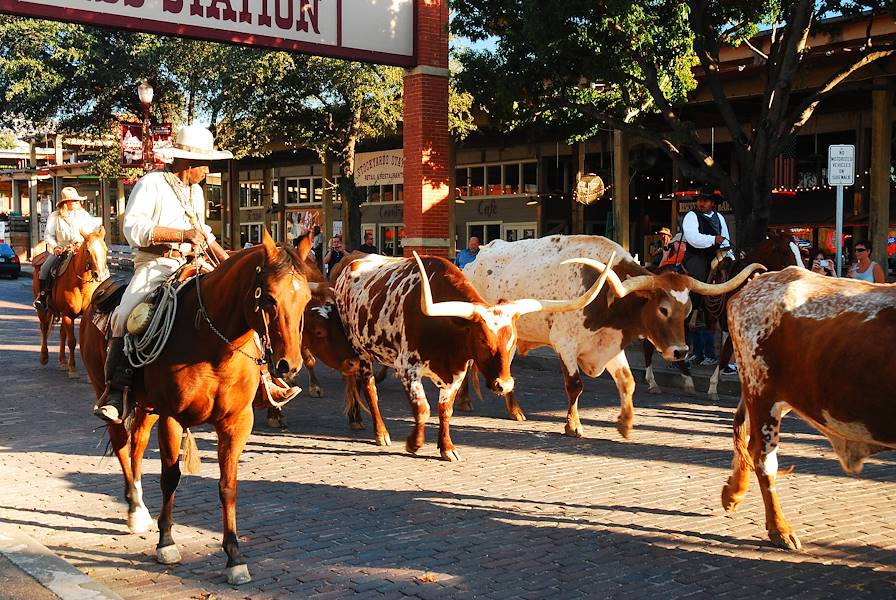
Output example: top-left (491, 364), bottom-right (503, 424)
top-left (195, 261), bottom-right (304, 377)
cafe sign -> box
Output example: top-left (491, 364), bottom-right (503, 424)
top-left (354, 149), bottom-right (404, 187)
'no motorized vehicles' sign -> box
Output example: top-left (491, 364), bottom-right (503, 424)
top-left (828, 144), bottom-right (855, 186)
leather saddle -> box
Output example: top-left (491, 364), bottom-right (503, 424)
top-left (33, 249), bottom-right (75, 282)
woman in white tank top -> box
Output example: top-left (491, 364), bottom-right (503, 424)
top-left (848, 241), bottom-right (886, 283)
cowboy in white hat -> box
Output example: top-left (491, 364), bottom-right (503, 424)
top-left (94, 124), bottom-right (300, 423)
top-left (34, 186), bottom-right (102, 310)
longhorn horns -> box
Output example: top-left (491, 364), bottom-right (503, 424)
top-left (412, 251), bottom-right (615, 320)
top-left (570, 257), bottom-right (766, 297)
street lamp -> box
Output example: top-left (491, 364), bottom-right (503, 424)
top-left (137, 80), bottom-right (154, 171)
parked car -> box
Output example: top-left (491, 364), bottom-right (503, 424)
top-left (0, 243), bottom-right (21, 279)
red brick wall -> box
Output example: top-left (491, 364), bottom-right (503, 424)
top-left (402, 0), bottom-right (450, 258)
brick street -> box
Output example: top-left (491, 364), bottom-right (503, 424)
top-left (1, 276), bottom-right (895, 599)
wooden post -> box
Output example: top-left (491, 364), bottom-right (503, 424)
top-left (322, 154), bottom-right (334, 243)
top-left (870, 77), bottom-right (892, 270)
top-left (262, 167), bottom-right (273, 238)
top-left (612, 129), bottom-right (630, 251)
top-left (572, 142), bottom-right (585, 234)
top-left (228, 159), bottom-right (240, 250)
top-left (100, 178), bottom-right (111, 243)
top-left (28, 177), bottom-right (39, 259)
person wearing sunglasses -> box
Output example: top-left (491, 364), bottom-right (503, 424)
top-left (848, 241), bottom-right (885, 283)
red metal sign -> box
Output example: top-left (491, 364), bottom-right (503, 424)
top-left (119, 122), bottom-right (144, 168)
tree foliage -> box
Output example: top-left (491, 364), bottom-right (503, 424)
top-left (0, 15), bottom-right (477, 246)
top-left (452, 0), bottom-right (896, 249)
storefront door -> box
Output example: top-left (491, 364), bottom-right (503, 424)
top-left (467, 221), bottom-right (501, 244)
top-left (379, 224), bottom-right (404, 256)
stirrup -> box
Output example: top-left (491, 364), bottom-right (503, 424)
top-left (94, 385), bottom-right (129, 424)
top-left (262, 375), bottom-right (301, 409)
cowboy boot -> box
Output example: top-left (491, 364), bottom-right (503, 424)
top-left (93, 337), bottom-right (133, 424)
top-left (260, 372), bottom-right (301, 408)
top-left (33, 279), bottom-right (49, 310)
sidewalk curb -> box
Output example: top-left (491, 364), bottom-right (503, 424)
top-left (0, 527), bottom-right (123, 600)
top-left (515, 350), bottom-right (742, 399)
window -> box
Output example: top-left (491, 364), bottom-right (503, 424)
top-left (456, 161), bottom-right (538, 197)
top-left (239, 182), bottom-right (263, 208)
top-left (468, 221), bottom-right (501, 244)
top-left (364, 184), bottom-right (402, 203)
top-left (379, 224), bottom-right (404, 256)
top-left (240, 223), bottom-right (263, 246)
top-left (285, 177), bottom-right (324, 205)
top-left (206, 184), bottom-right (223, 221)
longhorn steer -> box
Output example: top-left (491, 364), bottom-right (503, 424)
top-left (462, 235), bottom-right (762, 438)
top-left (722, 267), bottom-right (896, 550)
top-left (332, 251), bottom-right (611, 461)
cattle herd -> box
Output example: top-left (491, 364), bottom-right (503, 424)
top-left (297, 234), bottom-right (894, 552)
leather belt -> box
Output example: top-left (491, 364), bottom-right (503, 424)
top-left (141, 244), bottom-right (185, 259)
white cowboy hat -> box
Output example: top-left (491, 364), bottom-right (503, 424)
top-left (57, 186), bottom-right (88, 208)
top-left (153, 124), bottom-right (233, 162)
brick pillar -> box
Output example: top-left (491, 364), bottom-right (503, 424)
top-left (401, 0), bottom-right (450, 258)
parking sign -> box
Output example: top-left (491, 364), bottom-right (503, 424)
top-left (828, 144), bottom-right (855, 186)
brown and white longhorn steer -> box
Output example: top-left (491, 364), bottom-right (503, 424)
top-left (463, 235), bottom-right (762, 438)
top-left (332, 251), bottom-right (611, 461)
top-left (722, 266), bottom-right (896, 550)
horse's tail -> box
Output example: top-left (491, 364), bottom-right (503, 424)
top-left (732, 400), bottom-right (754, 472)
top-left (182, 429), bottom-right (201, 475)
top-left (343, 374), bottom-right (370, 416)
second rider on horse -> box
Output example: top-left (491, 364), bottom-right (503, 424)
top-left (34, 187), bottom-right (102, 311)
top-left (93, 124), bottom-right (300, 423)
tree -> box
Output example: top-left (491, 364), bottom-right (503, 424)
top-left (452, 1), bottom-right (896, 250)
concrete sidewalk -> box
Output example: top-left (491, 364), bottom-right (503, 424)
top-left (0, 527), bottom-right (122, 600)
top-left (515, 343), bottom-right (742, 398)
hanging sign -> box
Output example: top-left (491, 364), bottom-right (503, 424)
top-left (354, 149), bottom-right (404, 187)
top-left (0, 0), bottom-right (415, 67)
top-left (120, 122), bottom-right (144, 168)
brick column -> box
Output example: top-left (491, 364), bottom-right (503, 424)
top-left (401, 0), bottom-right (450, 258)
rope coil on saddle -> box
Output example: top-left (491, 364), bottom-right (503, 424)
top-left (124, 283), bottom-right (179, 368)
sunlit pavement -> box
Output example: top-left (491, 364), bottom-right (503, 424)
top-left (1, 276), bottom-right (895, 599)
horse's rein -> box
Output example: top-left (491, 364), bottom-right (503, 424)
top-left (194, 261), bottom-right (304, 377)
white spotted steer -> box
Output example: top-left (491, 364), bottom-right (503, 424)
top-left (333, 251), bottom-right (612, 461)
top-left (463, 236), bottom-right (762, 438)
top-left (722, 266), bottom-right (896, 550)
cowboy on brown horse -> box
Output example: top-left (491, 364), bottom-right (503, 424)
top-left (93, 124), bottom-right (298, 423)
top-left (34, 186), bottom-right (102, 311)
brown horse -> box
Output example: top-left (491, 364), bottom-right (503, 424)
top-left (80, 231), bottom-right (313, 585)
top-left (641, 231), bottom-right (805, 398)
top-left (32, 227), bottom-right (108, 378)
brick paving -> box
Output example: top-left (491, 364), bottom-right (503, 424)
top-left (1, 276), bottom-right (896, 599)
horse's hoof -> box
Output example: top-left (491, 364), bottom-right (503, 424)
top-left (683, 377), bottom-right (696, 393)
top-left (509, 410), bottom-right (527, 422)
top-left (225, 564), bottom-right (252, 585)
top-left (707, 392), bottom-right (720, 402)
top-left (405, 440), bottom-right (422, 454)
top-left (768, 529), bottom-right (802, 551)
top-left (39, 355), bottom-right (48, 366)
top-left (349, 421), bottom-right (365, 431)
top-left (67, 370), bottom-right (78, 379)
top-left (266, 417), bottom-right (286, 428)
top-left (564, 423), bottom-right (583, 438)
top-left (647, 385), bottom-right (663, 395)
top-left (440, 449), bottom-right (462, 462)
top-left (156, 544), bottom-right (181, 565)
top-left (307, 386), bottom-right (324, 398)
top-left (615, 418), bottom-right (633, 439)
top-left (127, 507), bottom-right (153, 534)
top-left (457, 401), bottom-right (474, 412)
top-left (376, 432), bottom-right (391, 447)
top-left (721, 484), bottom-right (743, 513)
top-left (58, 362), bottom-right (68, 371)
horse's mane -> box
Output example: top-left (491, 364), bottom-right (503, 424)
top-left (266, 242), bottom-right (305, 278)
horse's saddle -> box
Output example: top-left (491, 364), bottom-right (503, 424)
top-left (33, 249), bottom-right (74, 279)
